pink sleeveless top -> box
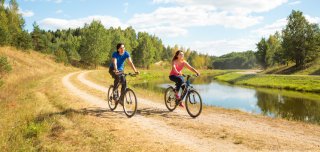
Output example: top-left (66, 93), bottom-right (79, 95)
top-left (170, 61), bottom-right (184, 76)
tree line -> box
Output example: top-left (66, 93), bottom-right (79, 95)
top-left (1, 0), bottom-right (319, 70)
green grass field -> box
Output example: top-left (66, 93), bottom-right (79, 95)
top-left (214, 72), bottom-right (320, 93)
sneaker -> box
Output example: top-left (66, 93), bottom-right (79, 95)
top-left (179, 102), bottom-right (184, 108)
top-left (175, 92), bottom-right (180, 100)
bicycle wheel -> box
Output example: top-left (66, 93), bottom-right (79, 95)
top-left (123, 88), bottom-right (137, 118)
top-left (185, 90), bottom-right (202, 118)
top-left (164, 86), bottom-right (178, 111)
top-left (107, 85), bottom-right (119, 111)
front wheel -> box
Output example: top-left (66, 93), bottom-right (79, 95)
top-left (164, 86), bottom-right (178, 111)
top-left (185, 90), bottom-right (202, 118)
top-left (107, 85), bottom-right (119, 111)
top-left (123, 88), bottom-right (137, 118)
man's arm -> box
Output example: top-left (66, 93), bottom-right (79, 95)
top-left (112, 58), bottom-right (118, 72)
top-left (127, 57), bottom-right (138, 73)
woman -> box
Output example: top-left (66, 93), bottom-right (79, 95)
top-left (169, 50), bottom-right (200, 107)
top-left (109, 43), bottom-right (139, 101)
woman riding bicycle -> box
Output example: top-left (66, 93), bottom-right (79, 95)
top-left (109, 43), bottom-right (139, 101)
top-left (169, 50), bottom-right (200, 107)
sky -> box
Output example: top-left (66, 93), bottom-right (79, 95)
top-left (15, 0), bottom-right (320, 56)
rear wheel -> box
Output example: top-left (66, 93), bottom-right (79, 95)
top-left (164, 87), bottom-right (178, 111)
top-left (123, 88), bottom-right (137, 118)
top-left (107, 85), bottom-right (119, 111)
top-left (185, 90), bottom-right (202, 118)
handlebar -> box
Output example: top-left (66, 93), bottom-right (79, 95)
top-left (116, 72), bottom-right (138, 77)
top-left (182, 74), bottom-right (199, 78)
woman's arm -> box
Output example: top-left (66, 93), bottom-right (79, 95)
top-left (184, 61), bottom-right (200, 76)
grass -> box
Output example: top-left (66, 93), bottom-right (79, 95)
top-left (0, 47), bottom-right (119, 151)
top-left (214, 72), bottom-right (320, 93)
top-left (262, 59), bottom-right (320, 75)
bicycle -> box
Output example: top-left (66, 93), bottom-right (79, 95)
top-left (107, 72), bottom-right (138, 118)
top-left (164, 74), bottom-right (203, 118)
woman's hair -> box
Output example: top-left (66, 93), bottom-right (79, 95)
top-left (172, 50), bottom-right (183, 62)
top-left (116, 43), bottom-right (124, 52)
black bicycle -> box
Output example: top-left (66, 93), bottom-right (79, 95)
top-left (164, 74), bottom-right (203, 118)
top-left (107, 72), bottom-right (138, 118)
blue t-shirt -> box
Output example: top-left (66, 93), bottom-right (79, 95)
top-left (110, 51), bottom-right (130, 71)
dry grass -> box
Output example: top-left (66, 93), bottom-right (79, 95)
top-left (0, 47), bottom-right (122, 151)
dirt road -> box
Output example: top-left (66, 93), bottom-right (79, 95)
top-left (62, 71), bottom-right (320, 151)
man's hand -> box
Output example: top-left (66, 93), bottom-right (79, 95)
top-left (135, 71), bottom-right (140, 75)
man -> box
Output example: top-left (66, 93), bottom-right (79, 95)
top-left (109, 43), bottom-right (139, 101)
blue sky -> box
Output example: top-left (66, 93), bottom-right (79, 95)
top-left (16, 0), bottom-right (320, 56)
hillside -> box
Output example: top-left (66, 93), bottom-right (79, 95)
top-left (261, 59), bottom-right (320, 75)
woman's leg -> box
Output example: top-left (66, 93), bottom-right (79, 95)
top-left (169, 75), bottom-right (184, 92)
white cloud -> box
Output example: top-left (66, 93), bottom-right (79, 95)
top-left (152, 0), bottom-right (288, 14)
top-left (47, 0), bottom-right (63, 3)
top-left (20, 9), bottom-right (35, 17)
top-left (55, 9), bottom-right (63, 14)
top-left (138, 26), bottom-right (188, 37)
top-left (289, 1), bottom-right (301, 5)
top-left (39, 15), bottom-right (125, 30)
top-left (191, 38), bottom-right (257, 56)
top-left (24, 0), bottom-right (62, 3)
top-left (252, 15), bottom-right (320, 37)
top-left (252, 18), bottom-right (286, 37)
top-left (124, 2), bottom-right (129, 13)
top-left (128, 5), bottom-right (263, 37)
top-left (305, 15), bottom-right (320, 24)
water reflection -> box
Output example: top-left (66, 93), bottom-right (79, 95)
top-left (133, 76), bottom-right (320, 124)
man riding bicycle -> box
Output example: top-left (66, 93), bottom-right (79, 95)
top-left (109, 43), bottom-right (139, 102)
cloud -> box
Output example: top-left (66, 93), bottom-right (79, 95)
top-left (20, 9), bottom-right (35, 17)
top-left (288, 1), bottom-right (301, 5)
top-left (190, 38), bottom-right (257, 56)
top-left (24, 0), bottom-right (62, 3)
top-left (252, 15), bottom-right (320, 37)
top-left (152, 0), bottom-right (288, 14)
top-left (55, 9), bottom-right (63, 14)
top-left (252, 18), bottom-right (286, 37)
top-left (138, 26), bottom-right (188, 37)
top-left (128, 5), bottom-right (263, 37)
top-left (124, 2), bottom-right (129, 13)
top-left (39, 15), bottom-right (125, 30)
top-left (47, 0), bottom-right (63, 3)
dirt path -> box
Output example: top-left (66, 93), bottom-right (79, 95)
top-left (63, 71), bottom-right (320, 151)
top-left (65, 71), bottom-right (248, 151)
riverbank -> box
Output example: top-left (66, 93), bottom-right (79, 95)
top-left (214, 72), bottom-right (320, 93)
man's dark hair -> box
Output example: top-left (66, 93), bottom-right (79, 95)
top-left (117, 43), bottom-right (124, 50)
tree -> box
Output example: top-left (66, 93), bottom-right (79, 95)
top-left (132, 32), bottom-right (156, 69)
top-left (79, 21), bottom-right (110, 68)
top-left (7, 0), bottom-right (24, 47)
top-left (255, 38), bottom-right (268, 69)
top-left (0, 0), bottom-right (10, 45)
top-left (282, 10), bottom-right (319, 67)
top-left (15, 30), bottom-right (33, 50)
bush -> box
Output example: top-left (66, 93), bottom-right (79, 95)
top-left (0, 56), bottom-right (12, 76)
top-left (0, 56), bottom-right (12, 86)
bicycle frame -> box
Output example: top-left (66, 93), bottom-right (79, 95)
top-left (173, 75), bottom-right (196, 101)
